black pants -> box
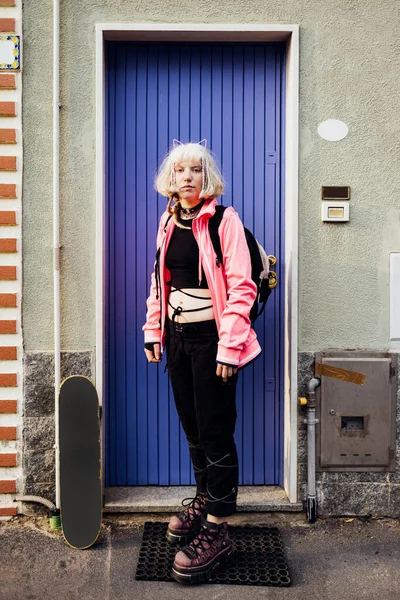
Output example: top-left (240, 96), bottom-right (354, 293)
top-left (166, 318), bottom-right (239, 518)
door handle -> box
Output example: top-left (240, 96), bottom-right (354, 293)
top-left (268, 256), bottom-right (278, 289)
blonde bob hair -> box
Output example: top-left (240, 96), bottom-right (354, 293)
top-left (155, 142), bottom-right (224, 200)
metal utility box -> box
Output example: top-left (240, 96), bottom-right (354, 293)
top-left (315, 351), bottom-right (397, 471)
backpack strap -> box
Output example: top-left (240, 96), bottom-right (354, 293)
top-left (208, 205), bottom-right (226, 266)
top-left (163, 214), bottom-right (172, 232)
top-left (154, 214), bottom-right (173, 300)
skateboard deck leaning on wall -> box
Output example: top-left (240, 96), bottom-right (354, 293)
top-left (59, 375), bottom-right (102, 549)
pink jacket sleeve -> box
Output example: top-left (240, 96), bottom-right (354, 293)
top-left (142, 213), bottom-right (168, 344)
top-left (215, 210), bottom-right (257, 366)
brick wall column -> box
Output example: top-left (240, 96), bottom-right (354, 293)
top-left (0, 0), bottom-right (21, 519)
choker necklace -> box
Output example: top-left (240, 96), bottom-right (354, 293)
top-left (180, 199), bottom-right (205, 217)
top-left (180, 208), bottom-right (200, 221)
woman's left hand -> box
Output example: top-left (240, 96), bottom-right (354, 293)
top-left (216, 363), bottom-right (238, 383)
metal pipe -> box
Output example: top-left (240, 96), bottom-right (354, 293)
top-left (300, 377), bottom-right (321, 523)
top-left (53, 0), bottom-right (61, 510)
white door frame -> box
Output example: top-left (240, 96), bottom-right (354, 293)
top-left (95, 23), bottom-right (299, 503)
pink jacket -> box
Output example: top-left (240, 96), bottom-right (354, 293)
top-left (143, 198), bottom-right (262, 368)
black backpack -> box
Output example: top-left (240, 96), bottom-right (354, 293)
top-left (209, 206), bottom-right (276, 324)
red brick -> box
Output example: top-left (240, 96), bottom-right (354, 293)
top-left (0, 129), bottom-right (16, 144)
top-left (0, 211), bottom-right (16, 225)
top-left (0, 426), bottom-right (16, 440)
top-left (0, 156), bottom-right (16, 171)
top-left (0, 239), bottom-right (16, 252)
top-left (0, 75), bottom-right (15, 89)
top-left (0, 102), bottom-right (15, 117)
top-left (0, 320), bottom-right (16, 333)
top-left (0, 373), bottom-right (16, 386)
top-left (0, 19), bottom-right (15, 32)
top-left (0, 507), bottom-right (17, 516)
top-left (0, 266), bottom-right (16, 280)
top-left (0, 346), bottom-right (16, 359)
top-left (0, 184), bottom-right (16, 198)
top-left (0, 400), bottom-right (17, 413)
top-left (0, 294), bottom-right (16, 307)
top-left (0, 480), bottom-right (16, 493)
top-left (0, 453), bottom-right (16, 467)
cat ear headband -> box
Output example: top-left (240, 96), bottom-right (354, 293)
top-left (172, 138), bottom-right (207, 148)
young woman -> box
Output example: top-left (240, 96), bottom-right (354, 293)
top-left (143, 141), bottom-right (261, 585)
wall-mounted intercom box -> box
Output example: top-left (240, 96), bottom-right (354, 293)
top-left (315, 350), bottom-right (397, 471)
top-left (321, 201), bottom-right (349, 222)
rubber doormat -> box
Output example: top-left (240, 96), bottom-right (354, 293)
top-left (135, 522), bottom-right (291, 587)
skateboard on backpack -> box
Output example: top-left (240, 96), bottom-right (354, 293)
top-left (59, 375), bottom-right (102, 549)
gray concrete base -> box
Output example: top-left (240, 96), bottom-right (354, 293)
top-left (2, 514), bottom-right (400, 600)
top-left (104, 486), bottom-right (304, 513)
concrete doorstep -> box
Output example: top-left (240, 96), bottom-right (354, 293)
top-left (104, 485), bottom-right (304, 513)
top-left (1, 511), bottom-right (399, 600)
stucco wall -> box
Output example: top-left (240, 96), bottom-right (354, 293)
top-left (22, 1), bottom-right (400, 351)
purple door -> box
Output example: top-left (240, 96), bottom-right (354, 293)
top-left (106, 42), bottom-right (285, 486)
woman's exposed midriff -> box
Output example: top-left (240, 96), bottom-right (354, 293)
top-left (167, 287), bottom-right (215, 323)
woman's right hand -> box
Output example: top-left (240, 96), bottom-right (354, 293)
top-left (216, 362), bottom-right (238, 383)
top-left (144, 343), bottom-right (162, 363)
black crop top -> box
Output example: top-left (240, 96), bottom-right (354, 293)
top-left (165, 218), bottom-right (208, 289)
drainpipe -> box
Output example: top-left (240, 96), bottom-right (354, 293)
top-left (14, 0), bottom-right (61, 528)
top-left (52, 0), bottom-right (61, 512)
top-left (14, 0), bottom-right (61, 527)
top-left (299, 377), bottom-right (321, 523)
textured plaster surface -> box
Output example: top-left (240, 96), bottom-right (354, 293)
top-left (22, 1), bottom-right (400, 351)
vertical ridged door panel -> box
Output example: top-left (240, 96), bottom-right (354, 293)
top-left (106, 42), bottom-right (285, 486)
